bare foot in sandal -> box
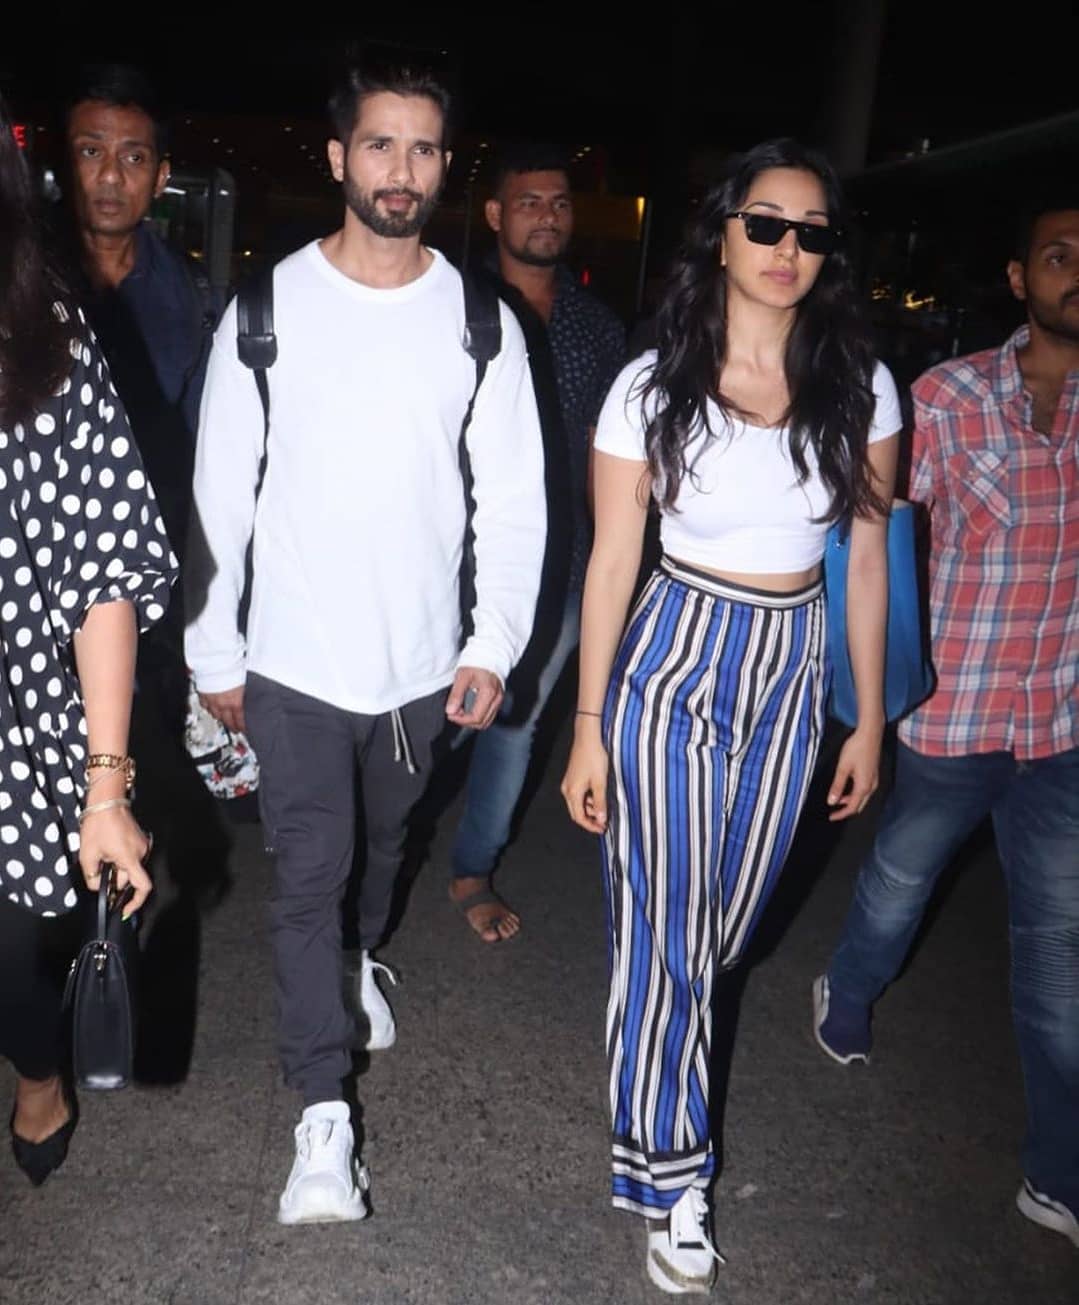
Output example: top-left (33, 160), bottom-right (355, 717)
top-left (449, 876), bottom-right (520, 942)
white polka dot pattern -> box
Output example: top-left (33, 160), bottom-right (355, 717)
top-left (0, 310), bottom-right (178, 915)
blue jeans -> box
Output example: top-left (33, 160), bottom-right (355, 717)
top-left (451, 592), bottom-right (581, 881)
top-left (827, 743), bottom-right (1079, 1210)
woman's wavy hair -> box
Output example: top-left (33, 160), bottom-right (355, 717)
top-left (0, 95), bottom-right (71, 428)
top-left (642, 138), bottom-right (884, 521)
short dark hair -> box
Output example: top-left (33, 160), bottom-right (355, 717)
top-left (328, 59), bottom-right (452, 149)
top-left (1015, 200), bottom-right (1079, 264)
top-left (491, 141), bottom-right (571, 197)
top-left (66, 63), bottom-right (169, 157)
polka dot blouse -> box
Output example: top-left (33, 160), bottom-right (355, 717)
top-left (0, 306), bottom-right (178, 915)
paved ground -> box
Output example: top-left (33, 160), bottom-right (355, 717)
top-left (1, 716), bottom-right (1075, 1305)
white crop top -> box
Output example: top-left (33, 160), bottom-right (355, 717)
top-left (593, 352), bottom-right (902, 573)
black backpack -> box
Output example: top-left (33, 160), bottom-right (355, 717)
top-left (235, 261), bottom-right (502, 637)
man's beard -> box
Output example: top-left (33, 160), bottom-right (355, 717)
top-left (344, 171), bottom-right (442, 239)
top-left (1029, 288), bottom-right (1079, 345)
top-left (503, 231), bottom-right (568, 268)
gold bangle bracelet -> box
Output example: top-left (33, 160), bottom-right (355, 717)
top-left (78, 797), bottom-right (132, 824)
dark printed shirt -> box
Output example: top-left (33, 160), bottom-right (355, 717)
top-left (83, 224), bottom-right (217, 553)
top-left (547, 266), bottom-right (626, 588)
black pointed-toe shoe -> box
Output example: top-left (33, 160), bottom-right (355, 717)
top-left (10, 1097), bottom-right (79, 1187)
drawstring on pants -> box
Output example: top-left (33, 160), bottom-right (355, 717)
top-left (390, 708), bottom-right (419, 775)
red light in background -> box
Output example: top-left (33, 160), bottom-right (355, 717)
top-left (12, 124), bottom-right (28, 149)
top-left (580, 267), bottom-right (591, 287)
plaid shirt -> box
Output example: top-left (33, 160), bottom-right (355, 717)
top-left (899, 326), bottom-right (1078, 761)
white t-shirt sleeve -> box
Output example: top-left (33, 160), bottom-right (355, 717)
top-left (592, 353), bottom-right (657, 462)
top-left (457, 303), bottom-right (547, 683)
top-left (868, 360), bottom-right (903, 443)
top-left (184, 296), bottom-right (267, 693)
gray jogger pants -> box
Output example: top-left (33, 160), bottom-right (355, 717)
top-left (245, 672), bottom-right (447, 1104)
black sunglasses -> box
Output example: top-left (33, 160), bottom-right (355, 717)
top-left (727, 211), bottom-right (842, 256)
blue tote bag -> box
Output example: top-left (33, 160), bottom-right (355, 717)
top-left (823, 499), bottom-right (935, 727)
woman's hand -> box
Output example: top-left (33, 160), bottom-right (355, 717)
top-left (561, 727), bottom-right (610, 834)
top-left (78, 804), bottom-right (153, 918)
top-left (827, 723), bottom-right (883, 822)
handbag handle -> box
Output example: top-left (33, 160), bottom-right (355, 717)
top-left (91, 865), bottom-right (118, 976)
top-left (96, 864), bottom-right (113, 942)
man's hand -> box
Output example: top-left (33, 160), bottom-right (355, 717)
top-left (199, 685), bottom-right (246, 734)
top-left (445, 667), bottom-right (503, 730)
top-left (826, 723), bottom-right (882, 821)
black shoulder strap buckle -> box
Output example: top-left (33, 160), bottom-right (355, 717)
top-left (460, 269), bottom-right (502, 387)
top-left (237, 269), bottom-right (277, 372)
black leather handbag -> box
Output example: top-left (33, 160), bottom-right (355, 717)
top-left (63, 866), bottom-right (139, 1090)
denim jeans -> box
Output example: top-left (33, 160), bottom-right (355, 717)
top-left (827, 742), bottom-right (1079, 1210)
top-left (451, 591), bottom-right (581, 881)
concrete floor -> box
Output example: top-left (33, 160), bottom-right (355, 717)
top-left (1, 721), bottom-right (1075, 1305)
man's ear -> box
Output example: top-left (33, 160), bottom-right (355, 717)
top-left (1006, 258), bottom-right (1027, 303)
top-left (327, 139), bottom-right (344, 183)
top-left (154, 157), bottom-right (170, 199)
top-left (484, 198), bottom-right (502, 234)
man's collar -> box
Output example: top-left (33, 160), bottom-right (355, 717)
top-left (121, 220), bottom-right (157, 283)
top-left (993, 324), bottom-right (1030, 400)
top-left (485, 249), bottom-right (574, 299)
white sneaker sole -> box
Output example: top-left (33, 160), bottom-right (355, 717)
top-left (646, 1249), bottom-right (716, 1295)
top-left (1016, 1182), bottom-right (1079, 1248)
top-left (812, 976), bottom-right (870, 1066)
top-left (278, 1193), bottom-right (368, 1226)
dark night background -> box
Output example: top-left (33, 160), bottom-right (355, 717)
top-left (5, 2), bottom-right (1079, 369)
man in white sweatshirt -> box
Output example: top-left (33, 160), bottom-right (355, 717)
top-left (184, 59), bottom-right (545, 1225)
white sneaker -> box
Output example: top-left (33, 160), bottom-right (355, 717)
top-left (646, 1187), bottom-right (724, 1294)
top-left (1016, 1179), bottom-right (1079, 1248)
top-left (344, 950), bottom-right (398, 1051)
top-left (277, 1102), bottom-right (370, 1225)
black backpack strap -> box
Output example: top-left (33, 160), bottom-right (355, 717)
top-left (457, 269), bottom-right (503, 640)
top-left (177, 257), bottom-right (220, 420)
top-left (237, 267), bottom-right (277, 441)
top-left (461, 268), bottom-right (502, 389)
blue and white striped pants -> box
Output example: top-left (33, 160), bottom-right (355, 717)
top-left (601, 557), bottom-right (827, 1217)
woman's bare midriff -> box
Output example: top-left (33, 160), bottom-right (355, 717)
top-left (669, 556), bottom-right (822, 594)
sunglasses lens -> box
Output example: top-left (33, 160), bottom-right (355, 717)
top-left (743, 214), bottom-right (786, 246)
top-left (798, 224), bottom-right (839, 255)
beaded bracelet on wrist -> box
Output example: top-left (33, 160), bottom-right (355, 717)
top-left (86, 753), bottom-right (136, 794)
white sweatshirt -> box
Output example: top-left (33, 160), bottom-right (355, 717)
top-left (184, 242), bottom-right (546, 714)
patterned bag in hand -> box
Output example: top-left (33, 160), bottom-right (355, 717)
top-left (183, 676), bottom-right (260, 800)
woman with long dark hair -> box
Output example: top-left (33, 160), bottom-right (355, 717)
top-left (0, 95), bottom-right (176, 1183)
top-left (562, 139), bottom-right (900, 1293)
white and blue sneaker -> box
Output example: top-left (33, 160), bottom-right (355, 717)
top-left (646, 1187), bottom-right (724, 1294)
top-left (812, 975), bottom-right (871, 1065)
top-left (277, 1102), bottom-right (370, 1225)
